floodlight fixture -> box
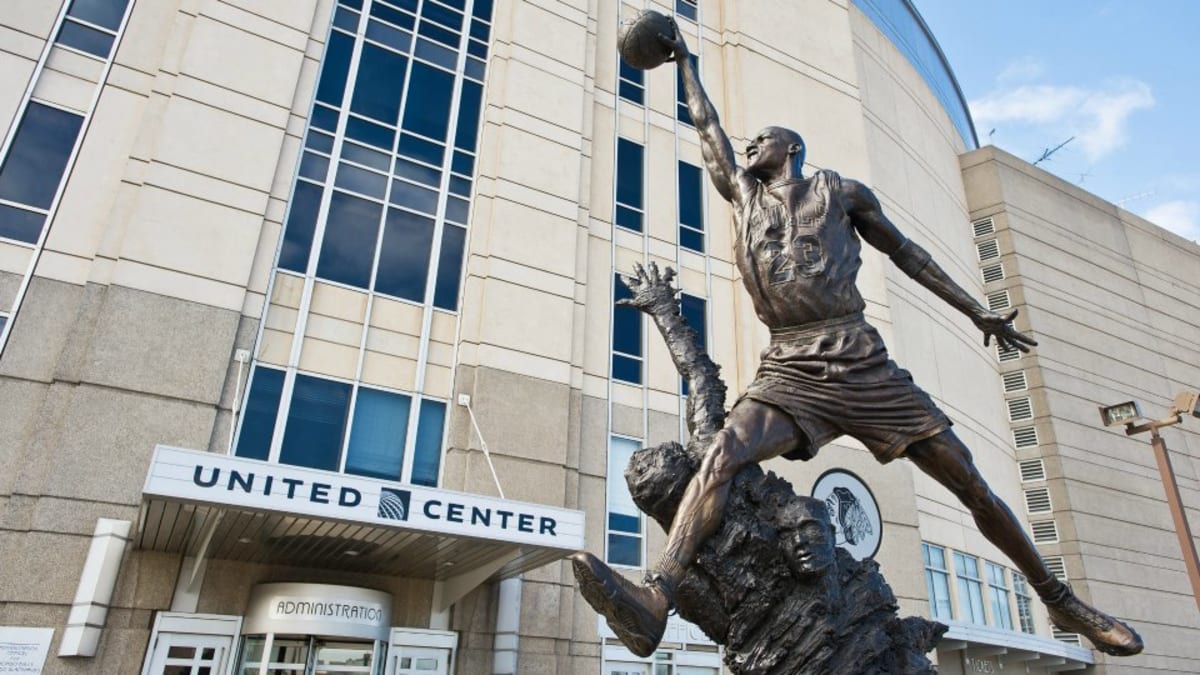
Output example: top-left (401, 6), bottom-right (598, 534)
top-left (1099, 400), bottom-right (1142, 427)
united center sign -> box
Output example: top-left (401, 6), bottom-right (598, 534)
top-left (143, 446), bottom-right (584, 550)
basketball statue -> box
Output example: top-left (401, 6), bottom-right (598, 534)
top-left (572, 11), bottom-right (1145, 670)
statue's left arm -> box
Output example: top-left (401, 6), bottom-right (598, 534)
top-left (840, 178), bottom-right (1037, 353)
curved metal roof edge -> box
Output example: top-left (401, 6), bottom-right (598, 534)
top-left (900, 0), bottom-right (980, 148)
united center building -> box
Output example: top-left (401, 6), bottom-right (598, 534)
top-left (0, 1), bottom-right (1197, 674)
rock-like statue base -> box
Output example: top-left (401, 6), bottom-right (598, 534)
top-left (626, 440), bottom-right (945, 674)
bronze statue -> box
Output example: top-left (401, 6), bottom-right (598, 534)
top-left (572, 16), bottom-right (1143, 659)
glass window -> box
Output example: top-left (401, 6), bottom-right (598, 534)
top-left (676, 54), bottom-right (698, 125)
top-left (375, 208), bottom-right (434, 301)
top-left (67, 0), bottom-right (128, 31)
top-left (411, 398), bottom-right (446, 486)
top-left (612, 274), bottom-right (641, 384)
top-left (366, 18), bottom-right (412, 52)
top-left (316, 31), bottom-right (355, 106)
top-left (618, 60), bottom-right (644, 105)
top-left (0, 102), bottom-right (85, 233)
top-left (675, 0), bottom-right (698, 22)
top-left (350, 44), bottom-right (408, 124)
top-left (316, 191), bottom-right (383, 289)
top-left (57, 21), bottom-right (115, 58)
top-left (454, 80), bottom-right (483, 152)
top-left (1013, 572), bottom-right (1035, 634)
top-left (678, 160), bottom-right (703, 252)
top-left (679, 294), bottom-right (706, 396)
top-left (615, 139), bottom-right (643, 232)
top-left (0, 204), bottom-right (46, 245)
top-left (402, 62), bottom-right (455, 140)
top-left (234, 367), bottom-right (286, 461)
top-left (953, 551), bottom-right (987, 625)
top-left (279, 374), bottom-right (352, 471)
top-left (607, 436), bottom-right (643, 567)
top-left (422, 2), bottom-right (463, 31)
top-left (346, 116), bottom-right (395, 150)
top-left (345, 387), bottom-right (411, 479)
top-left (278, 181), bottom-right (323, 273)
top-left (0, 315), bottom-right (7, 338)
top-left (433, 224), bottom-right (466, 310)
top-left (986, 562), bottom-right (1014, 630)
top-left (922, 543), bottom-right (953, 620)
top-left (371, 1), bottom-right (415, 30)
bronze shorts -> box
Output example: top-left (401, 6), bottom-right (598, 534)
top-left (740, 313), bottom-right (951, 463)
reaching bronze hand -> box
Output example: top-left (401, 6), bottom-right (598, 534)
top-left (618, 262), bottom-right (680, 316)
top-left (973, 308), bottom-right (1037, 353)
top-left (656, 17), bottom-right (689, 62)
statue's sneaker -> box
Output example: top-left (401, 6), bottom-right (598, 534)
top-left (1045, 586), bottom-right (1143, 656)
top-left (571, 552), bottom-right (669, 657)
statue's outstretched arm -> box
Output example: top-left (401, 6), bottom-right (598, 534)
top-left (660, 23), bottom-right (749, 208)
top-left (618, 262), bottom-right (727, 441)
top-left (842, 178), bottom-right (1037, 354)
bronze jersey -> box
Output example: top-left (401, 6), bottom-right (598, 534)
top-left (735, 169), bottom-right (865, 328)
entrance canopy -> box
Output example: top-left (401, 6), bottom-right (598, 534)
top-left (136, 446), bottom-right (584, 607)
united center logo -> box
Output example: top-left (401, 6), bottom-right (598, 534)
top-left (377, 488), bottom-right (411, 521)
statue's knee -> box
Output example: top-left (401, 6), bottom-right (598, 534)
top-left (962, 478), bottom-right (995, 512)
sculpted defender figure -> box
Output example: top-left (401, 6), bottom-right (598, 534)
top-left (573, 22), bottom-right (1144, 658)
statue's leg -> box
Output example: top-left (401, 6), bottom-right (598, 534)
top-left (906, 430), bottom-right (1143, 656)
top-left (571, 399), bottom-right (801, 657)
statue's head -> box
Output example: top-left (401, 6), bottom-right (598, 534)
top-left (745, 126), bottom-right (805, 180)
top-left (775, 497), bottom-right (836, 578)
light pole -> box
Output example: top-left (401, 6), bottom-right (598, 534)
top-left (1101, 391), bottom-right (1200, 613)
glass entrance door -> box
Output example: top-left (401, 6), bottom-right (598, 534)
top-left (146, 633), bottom-right (234, 674)
top-left (238, 635), bottom-right (384, 675)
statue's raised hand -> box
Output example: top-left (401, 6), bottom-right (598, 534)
top-left (618, 262), bottom-right (680, 316)
top-left (973, 308), bottom-right (1037, 353)
top-left (656, 16), bottom-right (689, 63)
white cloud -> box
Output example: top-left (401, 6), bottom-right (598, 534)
top-left (996, 57), bottom-right (1044, 84)
top-left (1141, 200), bottom-right (1200, 241)
top-left (970, 80), bottom-right (1154, 162)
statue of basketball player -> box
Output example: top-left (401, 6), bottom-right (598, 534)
top-left (572, 22), bottom-right (1143, 658)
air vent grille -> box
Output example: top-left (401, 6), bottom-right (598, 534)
top-left (1003, 371), bottom-right (1028, 392)
top-left (977, 240), bottom-right (1000, 261)
top-left (998, 344), bottom-right (1021, 362)
top-left (1007, 396), bottom-right (1034, 422)
top-left (1031, 520), bottom-right (1059, 543)
top-left (1019, 459), bottom-right (1046, 482)
top-left (987, 290), bottom-right (1012, 311)
top-left (973, 218), bottom-right (996, 237)
top-left (1013, 426), bottom-right (1039, 448)
top-left (1025, 487), bottom-right (1052, 513)
top-left (981, 263), bottom-right (1005, 283)
top-left (1045, 556), bottom-right (1067, 580)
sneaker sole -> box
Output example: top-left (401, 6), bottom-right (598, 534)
top-left (571, 554), bottom-right (660, 657)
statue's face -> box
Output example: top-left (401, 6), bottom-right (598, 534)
top-left (780, 503), bottom-right (836, 578)
top-left (745, 127), bottom-right (804, 178)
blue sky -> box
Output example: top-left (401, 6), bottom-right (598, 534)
top-left (914, 0), bottom-right (1200, 241)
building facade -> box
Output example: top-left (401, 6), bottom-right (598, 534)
top-left (0, 0), bottom-right (1195, 674)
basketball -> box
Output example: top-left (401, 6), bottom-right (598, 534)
top-left (617, 10), bottom-right (675, 70)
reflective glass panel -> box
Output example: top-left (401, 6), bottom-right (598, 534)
top-left (316, 191), bottom-right (383, 289)
top-left (279, 180), bottom-right (323, 272)
top-left (390, 179), bottom-right (439, 214)
top-left (346, 387), bottom-right (411, 481)
top-left (279, 374), bottom-right (352, 471)
top-left (453, 80), bottom-right (483, 152)
top-left (433, 224), bottom-right (466, 310)
top-left (398, 134), bottom-right (445, 165)
top-left (411, 399), bottom-right (446, 486)
top-left (0, 102), bottom-right (85, 210)
top-left (612, 274), bottom-right (641, 356)
top-left (350, 44), bottom-right (408, 124)
top-left (234, 367), bottom-right (285, 461)
top-left (423, 2), bottom-right (464, 31)
top-left (366, 19), bottom-right (411, 53)
top-left (345, 116), bottom-right (395, 150)
top-left (57, 20), bottom-right (115, 57)
top-left (375, 208), bottom-right (434, 301)
top-left (370, 1), bottom-right (415, 30)
top-left (0, 204), bottom-right (46, 244)
top-left (67, 0), bottom-right (127, 30)
top-left (615, 139), bottom-right (643, 209)
top-left (679, 228), bottom-right (704, 253)
top-left (335, 162), bottom-right (388, 199)
top-left (402, 62), bottom-right (455, 140)
top-left (678, 160), bottom-right (703, 229)
top-left (317, 31), bottom-right (355, 106)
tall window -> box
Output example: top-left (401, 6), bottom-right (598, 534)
top-left (607, 436), bottom-right (644, 567)
top-left (614, 138), bottom-right (644, 232)
top-left (680, 294), bottom-right (705, 396)
top-left (676, 54), bottom-right (698, 125)
top-left (277, 0), bottom-right (492, 312)
top-left (953, 551), bottom-right (987, 624)
top-left (235, 365), bottom-right (446, 486)
top-left (0, 103), bottom-right (85, 244)
top-left (618, 59), bottom-right (645, 105)
top-left (1013, 572), bottom-right (1035, 634)
top-left (612, 274), bottom-right (642, 384)
top-left (0, 314), bottom-right (8, 338)
top-left (55, 0), bottom-right (130, 59)
top-left (986, 562), bottom-right (1014, 630)
top-left (678, 161), bottom-right (704, 252)
top-left (922, 543), bottom-right (953, 621)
